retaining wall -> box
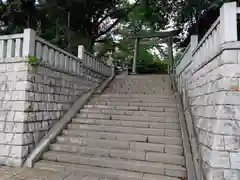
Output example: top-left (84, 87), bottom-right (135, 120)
top-left (175, 2), bottom-right (240, 180)
top-left (0, 29), bottom-right (111, 166)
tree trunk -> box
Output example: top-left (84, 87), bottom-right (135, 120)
top-left (195, 11), bottom-right (200, 35)
top-left (72, 35), bottom-right (95, 54)
top-left (85, 39), bottom-right (95, 53)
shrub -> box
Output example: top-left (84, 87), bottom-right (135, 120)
top-left (128, 60), bottom-right (168, 74)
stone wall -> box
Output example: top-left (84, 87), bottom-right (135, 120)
top-left (175, 3), bottom-right (240, 180)
top-left (0, 58), bottom-right (29, 166)
top-left (186, 49), bottom-right (240, 179)
top-left (175, 2), bottom-right (240, 180)
top-left (0, 28), bottom-right (111, 166)
top-left (0, 57), bottom-right (106, 166)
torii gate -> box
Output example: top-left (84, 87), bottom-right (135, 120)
top-left (128, 30), bottom-right (180, 74)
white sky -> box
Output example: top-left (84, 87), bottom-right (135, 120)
top-left (128, 0), bottom-right (136, 4)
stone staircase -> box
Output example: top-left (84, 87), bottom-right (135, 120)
top-left (34, 75), bottom-right (187, 180)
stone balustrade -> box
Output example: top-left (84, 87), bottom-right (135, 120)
top-left (175, 2), bottom-right (240, 180)
top-left (0, 29), bottom-right (112, 166)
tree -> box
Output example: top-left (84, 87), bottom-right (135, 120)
top-left (0, 0), bottom-right (140, 52)
top-left (175, 0), bottom-right (234, 46)
top-left (93, 0), bottom-right (180, 67)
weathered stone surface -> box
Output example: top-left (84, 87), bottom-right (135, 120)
top-left (29, 74), bottom-right (189, 179)
top-left (164, 145), bottom-right (183, 155)
top-left (224, 136), bottom-right (240, 151)
top-left (42, 151), bottom-right (185, 177)
top-left (130, 142), bottom-right (164, 152)
top-left (230, 152), bottom-right (240, 170)
top-left (146, 152), bottom-right (185, 165)
top-left (176, 47), bottom-right (240, 180)
top-left (0, 56), bottom-right (105, 166)
top-left (224, 169), bottom-right (240, 180)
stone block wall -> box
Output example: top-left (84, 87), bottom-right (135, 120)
top-left (0, 57), bottom-right (105, 166)
top-left (186, 49), bottom-right (240, 179)
top-left (0, 58), bottom-right (29, 166)
top-left (176, 46), bottom-right (240, 179)
top-left (175, 2), bottom-right (240, 179)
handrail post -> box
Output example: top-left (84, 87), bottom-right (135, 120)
top-left (220, 1), bottom-right (238, 44)
top-left (107, 52), bottom-right (115, 76)
top-left (190, 35), bottom-right (198, 52)
top-left (23, 29), bottom-right (36, 56)
top-left (78, 45), bottom-right (86, 62)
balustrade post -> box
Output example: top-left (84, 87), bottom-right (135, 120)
top-left (220, 2), bottom-right (238, 44)
top-left (107, 52), bottom-right (115, 76)
top-left (190, 35), bottom-right (198, 52)
top-left (78, 45), bottom-right (85, 61)
top-left (23, 29), bottom-right (36, 56)
top-left (111, 64), bottom-right (115, 76)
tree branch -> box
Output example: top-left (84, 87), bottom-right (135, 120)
top-left (95, 0), bottom-right (140, 39)
top-left (96, 8), bottom-right (115, 26)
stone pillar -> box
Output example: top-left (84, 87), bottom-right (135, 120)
top-left (220, 1), bottom-right (238, 44)
top-left (132, 38), bottom-right (139, 74)
top-left (107, 52), bottom-right (115, 76)
top-left (190, 35), bottom-right (198, 51)
top-left (78, 45), bottom-right (85, 61)
top-left (23, 29), bottom-right (36, 57)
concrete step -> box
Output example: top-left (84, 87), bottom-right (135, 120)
top-left (148, 136), bottom-right (182, 145)
top-left (71, 119), bottom-right (181, 130)
top-left (72, 118), bottom-right (149, 128)
top-left (34, 160), bottom-right (143, 180)
top-left (78, 110), bottom-right (177, 118)
top-left (104, 88), bottom-right (173, 92)
top-left (88, 101), bottom-right (177, 108)
top-left (90, 97), bottom-right (176, 103)
top-left (130, 142), bottom-right (183, 155)
top-left (50, 143), bottom-right (184, 163)
top-left (67, 124), bottom-right (164, 136)
top-left (50, 143), bottom-right (145, 161)
top-left (103, 90), bottom-right (173, 94)
top-left (142, 174), bottom-right (181, 180)
top-left (56, 136), bottom-right (129, 149)
top-left (42, 151), bottom-right (186, 177)
top-left (80, 108), bottom-right (178, 117)
top-left (84, 105), bottom-right (177, 112)
top-left (35, 160), bottom-right (182, 180)
top-left (62, 129), bottom-right (148, 142)
top-left (67, 124), bottom-right (181, 137)
top-left (146, 152), bottom-right (185, 165)
top-left (98, 94), bottom-right (174, 99)
top-left (76, 114), bottom-right (179, 123)
top-left (57, 135), bottom-right (182, 151)
top-left (61, 130), bottom-right (183, 155)
top-left (80, 109), bottom-right (178, 117)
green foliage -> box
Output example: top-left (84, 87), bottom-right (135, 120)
top-left (136, 46), bottom-right (168, 74)
top-left (176, 0), bottom-right (232, 44)
top-left (138, 48), bottom-right (156, 63)
top-left (125, 47), bottom-right (168, 74)
top-left (128, 60), bottom-right (168, 74)
top-left (136, 60), bottom-right (168, 74)
top-left (28, 56), bottom-right (38, 67)
top-left (133, 0), bottom-right (181, 31)
top-left (0, 0), bottom-right (139, 52)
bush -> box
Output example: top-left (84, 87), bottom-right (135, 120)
top-left (128, 61), bottom-right (168, 74)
